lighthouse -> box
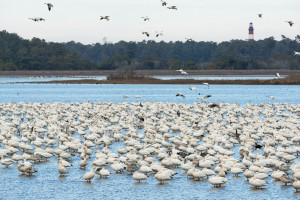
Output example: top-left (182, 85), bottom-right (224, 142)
top-left (248, 22), bottom-right (254, 41)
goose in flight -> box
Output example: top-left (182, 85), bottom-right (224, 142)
top-left (29, 18), bottom-right (45, 22)
top-left (176, 93), bottom-right (185, 98)
top-left (286, 21), bottom-right (294, 27)
top-left (142, 32), bottom-right (150, 37)
top-left (197, 95), bottom-right (211, 102)
top-left (141, 16), bottom-right (150, 21)
top-left (45, 3), bottom-right (53, 11)
top-left (29, 18), bottom-right (39, 22)
top-left (203, 82), bottom-right (209, 88)
top-left (189, 86), bottom-right (197, 91)
top-left (258, 14), bottom-right (262, 18)
top-left (294, 51), bottom-right (300, 56)
top-left (267, 95), bottom-right (275, 100)
top-left (161, 0), bottom-right (167, 6)
top-left (275, 73), bottom-right (280, 78)
top-left (167, 6), bottom-right (177, 10)
top-left (176, 69), bottom-right (183, 73)
top-left (155, 31), bottom-right (163, 37)
top-left (181, 71), bottom-right (188, 75)
top-left (100, 16), bottom-right (110, 21)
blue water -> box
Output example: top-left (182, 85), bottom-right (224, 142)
top-left (0, 84), bottom-right (299, 105)
top-left (0, 82), bottom-right (299, 200)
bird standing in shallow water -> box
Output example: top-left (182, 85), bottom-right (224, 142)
top-left (82, 163), bottom-right (95, 182)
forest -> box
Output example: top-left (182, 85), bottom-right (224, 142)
top-left (0, 30), bottom-right (300, 71)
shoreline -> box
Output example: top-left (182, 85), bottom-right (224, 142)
top-left (0, 70), bottom-right (300, 76)
top-left (35, 76), bottom-right (300, 85)
top-left (1, 70), bottom-right (299, 84)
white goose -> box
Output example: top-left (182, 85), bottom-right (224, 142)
top-left (132, 172), bottom-right (148, 183)
top-left (82, 163), bottom-right (95, 182)
top-left (292, 178), bottom-right (300, 192)
top-left (58, 159), bottom-right (68, 176)
top-left (249, 177), bottom-right (267, 189)
top-left (208, 176), bottom-right (229, 187)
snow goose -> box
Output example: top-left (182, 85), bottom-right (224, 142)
top-left (292, 178), bottom-right (300, 192)
top-left (208, 176), bottom-right (229, 187)
top-left (132, 172), bottom-right (148, 183)
top-left (249, 177), bottom-right (267, 189)
top-left (82, 163), bottom-right (95, 182)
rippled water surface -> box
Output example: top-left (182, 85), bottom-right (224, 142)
top-left (0, 82), bottom-right (299, 200)
top-left (0, 84), bottom-right (299, 105)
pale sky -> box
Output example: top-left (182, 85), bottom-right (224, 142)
top-left (0, 0), bottom-right (299, 44)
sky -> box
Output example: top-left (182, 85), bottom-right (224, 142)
top-left (0, 0), bottom-right (299, 44)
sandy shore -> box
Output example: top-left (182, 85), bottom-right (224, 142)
top-left (0, 70), bottom-right (299, 76)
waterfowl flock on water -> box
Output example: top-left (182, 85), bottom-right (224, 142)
top-left (0, 101), bottom-right (299, 192)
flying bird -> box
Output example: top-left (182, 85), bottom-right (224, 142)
top-left (197, 95), bottom-right (212, 102)
top-left (29, 18), bottom-right (45, 22)
top-left (29, 18), bottom-right (39, 22)
top-left (294, 51), bottom-right (300, 56)
top-left (141, 16), bottom-right (150, 21)
top-left (161, 0), bottom-right (167, 6)
top-left (45, 3), bottom-right (53, 11)
top-left (286, 21), bottom-right (294, 27)
top-left (181, 71), bottom-right (188, 75)
top-left (176, 93), bottom-right (185, 98)
top-left (176, 69), bottom-right (183, 73)
top-left (258, 14), bottom-right (262, 18)
top-left (155, 31), bottom-right (163, 37)
top-left (142, 32), bottom-right (150, 37)
top-left (189, 86), bottom-right (197, 91)
top-left (100, 16), bottom-right (110, 21)
top-left (203, 82), bottom-right (209, 88)
top-left (167, 6), bottom-right (177, 10)
top-left (185, 38), bottom-right (193, 42)
top-left (267, 96), bottom-right (275, 103)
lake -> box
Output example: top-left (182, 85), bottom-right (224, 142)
top-left (0, 82), bottom-right (299, 200)
top-left (0, 84), bottom-right (298, 105)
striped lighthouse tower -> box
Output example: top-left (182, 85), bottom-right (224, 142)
top-left (248, 22), bottom-right (254, 41)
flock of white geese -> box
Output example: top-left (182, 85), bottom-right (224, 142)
top-left (0, 101), bottom-right (300, 192)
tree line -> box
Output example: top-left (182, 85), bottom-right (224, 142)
top-left (0, 30), bottom-right (97, 71)
top-left (1, 30), bottom-right (299, 71)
